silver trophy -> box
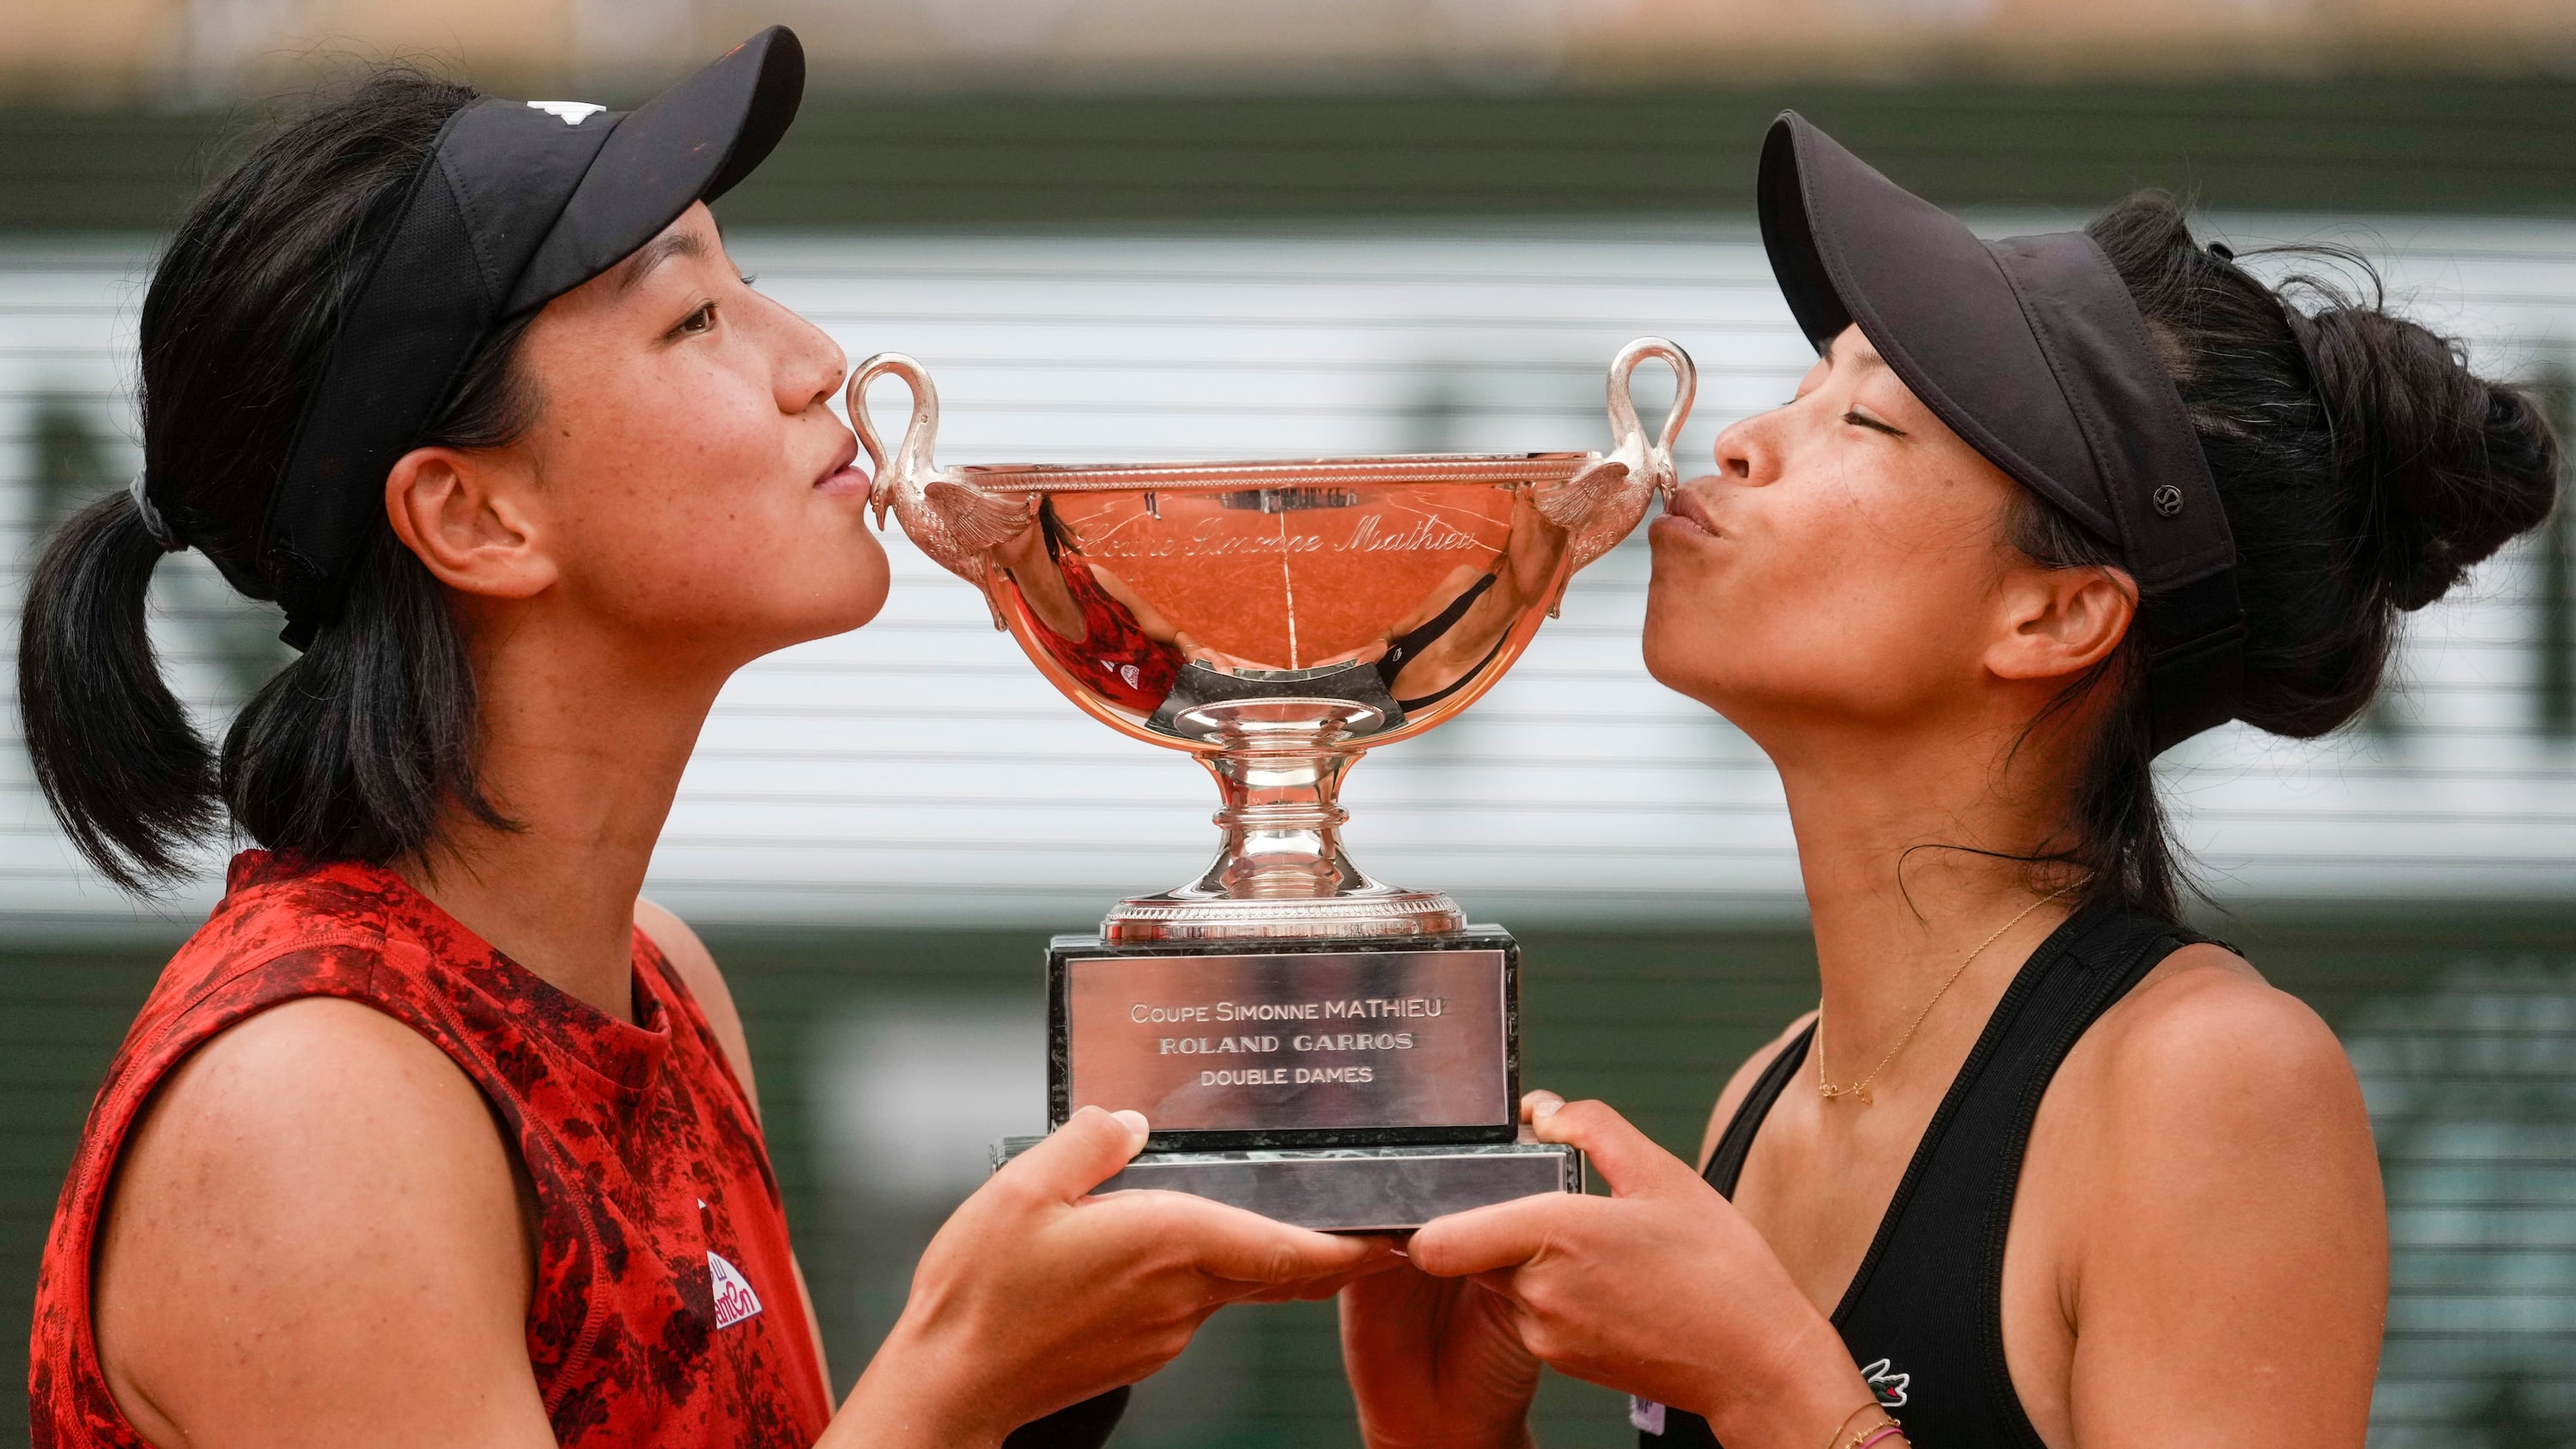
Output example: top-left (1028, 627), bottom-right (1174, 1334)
top-left (851, 338), bottom-right (1695, 1229)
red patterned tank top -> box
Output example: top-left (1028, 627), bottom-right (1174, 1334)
top-left (1032, 551), bottom-right (1184, 713)
top-left (28, 852), bottom-right (832, 1448)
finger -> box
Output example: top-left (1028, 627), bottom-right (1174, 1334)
top-left (1229, 1251), bottom-right (1409, 1303)
top-left (1519, 1088), bottom-right (1564, 1125)
top-left (1407, 1191), bottom-right (1590, 1277)
top-left (997, 1106), bottom-right (1149, 1205)
top-left (1526, 1096), bottom-right (1692, 1197)
top-left (1154, 1198), bottom-right (1393, 1284)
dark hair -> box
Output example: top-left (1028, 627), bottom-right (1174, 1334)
top-left (2007, 194), bottom-right (2561, 919)
top-left (16, 69), bottom-right (539, 892)
top-left (1036, 497), bottom-right (1078, 559)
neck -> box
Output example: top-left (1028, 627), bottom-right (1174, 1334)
top-left (401, 615), bottom-right (732, 1023)
top-left (1769, 708), bottom-right (2083, 1097)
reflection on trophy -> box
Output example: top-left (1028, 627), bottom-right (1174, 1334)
top-left (852, 338), bottom-right (1695, 1229)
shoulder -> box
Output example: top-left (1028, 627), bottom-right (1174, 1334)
top-left (2048, 939), bottom-right (2381, 1247)
top-left (635, 897), bottom-right (758, 1115)
top-left (94, 997), bottom-right (546, 1446)
top-left (1699, 1009), bottom-right (1817, 1170)
top-left (107, 998), bottom-right (522, 1264)
top-left (2082, 942), bottom-right (2363, 1135)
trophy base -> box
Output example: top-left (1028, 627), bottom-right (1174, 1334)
top-left (993, 1130), bottom-right (1583, 1232)
top-left (1050, 929), bottom-right (1521, 1149)
top-left (1103, 883), bottom-right (1466, 943)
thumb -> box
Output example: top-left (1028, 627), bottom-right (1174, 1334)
top-left (995, 1106), bottom-right (1150, 1204)
top-left (1169, 1198), bottom-right (1390, 1285)
top-left (1524, 1094), bottom-right (1693, 1198)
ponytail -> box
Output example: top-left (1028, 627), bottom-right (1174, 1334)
top-left (16, 492), bottom-right (218, 889)
top-left (15, 69), bottom-right (537, 896)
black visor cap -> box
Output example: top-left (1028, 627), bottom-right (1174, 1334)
top-left (1756, 112), bottom-right (2245, 754)
top-left (262, 27), bottom-right (805, 649)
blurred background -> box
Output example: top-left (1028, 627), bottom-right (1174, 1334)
top-left (3, 2), bottom-right (2574, 1445)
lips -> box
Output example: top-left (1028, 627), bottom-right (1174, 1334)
top-left (815, 435), bottom-right (871, 500)
top-left (1657, 484), bottom-right (1722, 538)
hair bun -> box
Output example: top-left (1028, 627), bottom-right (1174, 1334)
top-left (2297, 306), bottom-right (2561, 611)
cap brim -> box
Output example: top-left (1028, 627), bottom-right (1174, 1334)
top-left (506, 26), bottom-right (805, 313)
top-left (1756, 112), bottom-right (2119, 544)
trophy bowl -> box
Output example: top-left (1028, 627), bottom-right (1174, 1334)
top-left (851, 337), bottom-right (1697, 946)
top-left (851, 338), bottom-right (1694, 1228)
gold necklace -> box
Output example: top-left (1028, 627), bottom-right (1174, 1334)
top-left (1816, 884), bottom-right (2079, 1106)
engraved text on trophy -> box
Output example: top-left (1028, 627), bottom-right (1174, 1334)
top-left (1064, 949), bottom-right (1511, 1131)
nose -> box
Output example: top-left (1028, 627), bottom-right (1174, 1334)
top-left (768, 294), bottom-right (848, 416)
top-left (1710, 409), bottom-right (1782, 487)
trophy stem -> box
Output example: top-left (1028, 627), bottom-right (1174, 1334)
top-left (1200, 705), bottom-right (1368, 900)
top-left (1102, 699), bottom-right (1465, 943)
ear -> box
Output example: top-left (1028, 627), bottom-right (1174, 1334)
top-left (382, 446), bottom-right (556, 601)
top-left (1986, 561), bottom-right (2135, 684)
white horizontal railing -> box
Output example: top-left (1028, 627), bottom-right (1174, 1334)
top-left (1, 216), bottom-right (2569, 931)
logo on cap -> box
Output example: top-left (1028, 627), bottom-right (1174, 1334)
top-left (2151, 484), bottom-right (2184, 518)
top-left (526, 100), bottom-right (607, 125)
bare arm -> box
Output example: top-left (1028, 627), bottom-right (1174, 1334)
top-left (1499, 491), bottom-right (1570, 604)
top-left (91, 913), bottom-right (1385, 1449)
top-left (1406, 956), bottom-right (2385, 1449)
top-left (2048, 955), bottom-right (2386, 1448)
top-left (631, 899), bottom-right (1398, 1447)
top-left (93, 997), bottom-right (556, 1449)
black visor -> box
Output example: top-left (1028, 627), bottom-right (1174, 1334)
top-left (261, 27), bottom-right (805, 648)
top-left (1757, 112), bottom-right (2244, 754)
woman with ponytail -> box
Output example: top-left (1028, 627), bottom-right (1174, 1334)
top-left (1341, 116), bottom-right (2561, 1449)
top-left (21, 32), bottom-right (1382, 1449)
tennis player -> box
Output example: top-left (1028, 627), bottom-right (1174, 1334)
top-left (19, 29), bottom-right (1383, 1449)
top-left (1341, 114), bottom-right (2560, 1449)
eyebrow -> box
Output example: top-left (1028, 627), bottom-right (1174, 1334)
top-left (616, 229), bottom-right (706, 294)
top-left (1820, 334), bottom-right (1889, 374)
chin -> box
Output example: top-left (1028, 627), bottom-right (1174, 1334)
top-left (736, 567), bottom-right (891, 657)
top-left (1646, 616), bottom-right (1776, 721)
top-left (1640, 626), bottom-right (1712, 700)
top-left (805, 536), bottom-right (893, 632)
top-left (817, 572), bottom-right (892, 638)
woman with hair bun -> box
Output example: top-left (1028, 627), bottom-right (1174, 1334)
top-left (1342, 115), bottom-right (2560, 1449)
top-left (18, 31), bottom-right (1383, 1449)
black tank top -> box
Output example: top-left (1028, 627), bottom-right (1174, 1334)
top-left (1377, 570), bottom-right (1505, 710)
top-left (1637, 900), bottom-right (2209, 1448)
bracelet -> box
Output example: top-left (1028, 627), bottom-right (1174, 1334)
top-left (1829, 1404), bottom-right (1880, 1449)
top-left (1832, 1408), bottom-right (1905, 1449)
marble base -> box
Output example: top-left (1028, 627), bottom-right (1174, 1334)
top-left (993, 1128), bottom-right (1583, 1231)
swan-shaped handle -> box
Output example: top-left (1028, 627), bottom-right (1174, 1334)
top-left (848, 352), bottom-right (943, 532)
top-left (1542, 336), bottom-right (1697, 574)
top-left (1608, 336), bottom-right (1697, 488)
top-left (848, 353), bottom-right (1035, 606)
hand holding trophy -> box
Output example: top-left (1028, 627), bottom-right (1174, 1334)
top-left (852, 338), bottom-right (1695, 1230)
